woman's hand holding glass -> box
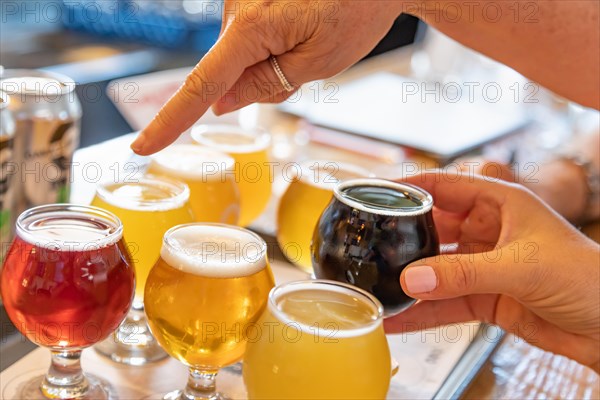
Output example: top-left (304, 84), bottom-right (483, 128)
top-left (384, 171), bottom-right (600, 373)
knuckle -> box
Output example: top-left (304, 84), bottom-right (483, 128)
top-left (248, 67), bottom-right (279, 100)
top-left (451, 257), bottom-right (476, 292)
top-left (182, 68), bottom-right (212, 100)
top-left (153, 110), bottom-right (174, 128)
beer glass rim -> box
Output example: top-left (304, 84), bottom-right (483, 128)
top-left (0, 69), bottom-right (77, 96)
top-left (333, 178), bottom-right (434, 216)
top-left (16, 203), bottom-right (124, 249)
top-left (161, 223), bottom-right (268, 277)
top-left (191, 123), bottom-right (271, 153)
top-left (292, 159), bottom-right (372, 189)
top-left (95, 174), bottom-right (191, 211)
top-left (149, 144), bottom-right (236, 179)
top-left (268, 279), bottom-right (384, 337)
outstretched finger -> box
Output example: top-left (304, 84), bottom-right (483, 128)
top-left (131, 22), bottom-right (268, 155)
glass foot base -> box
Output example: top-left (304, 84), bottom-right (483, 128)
top-left (95, 305), bottom-right (168, 365)
top-left (95, 334), bottom-right (168, 365)
top-left (3, 373), bottom-right (116, 400)
top-left (161, 390), bottom-right (228, 400)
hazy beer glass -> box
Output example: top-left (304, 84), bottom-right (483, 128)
top-left (1, 204), bottom-right (134, 399)
top-left (312, 179), bottom-right (440, 316)
top-left (276, 160), bottom-right (369, 274)
top-left (145, 223), bottom-right (275, 399)
top-left (243, 280), bottom-right (391, 399)
top-left (92, 176), bottom-right (194, 364)
top-left (148, 144), bottom-right (240, 224)
top-left (191, 124), bottom-right (272, 227)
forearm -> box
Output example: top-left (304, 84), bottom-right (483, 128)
top-left (524, 159), bottom-right (589, 222)
top-left (523, 134), bottom-right (600, 223)
top-left (405, 0), bottom-right (599, 109)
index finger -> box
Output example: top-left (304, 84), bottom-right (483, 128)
top-left (401, 170), bottom-right (515, 214)
top-left (131, 22), bottom-right (266, 155)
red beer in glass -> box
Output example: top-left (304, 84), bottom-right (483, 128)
top-left (1, 204), bottom-right (135, 399)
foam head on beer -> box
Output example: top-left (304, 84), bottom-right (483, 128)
top-left (144, 223), bottom-right (274, 369)
top-left (243, 280), bottom-right (391, 399)
top-left (2, 205), bottom-right (134, 349)
top-left (161, 224), bottom-right (267, 277)
top-left (191, 125), bottom-right (271, 154)
top-left (99, 177), bottom-right (190, 211)
top-left (148, 145), bottom-right (240, 224)
top-left (17, 206), bottom-right (122, 251)
top-left (190, 124), bottom-right (272, 227)
top-left (150, 144), bottom-right (234, 181)
top-left (273, 283), bottom-right (382, 337)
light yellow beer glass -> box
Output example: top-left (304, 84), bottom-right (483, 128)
top-left (191, 124), bottom-right (272, 227)
top-left (145, 223), bottom-right (275, 400)
top-left (92, 175), bottom-right (194, 365)
top-left (243, 280), bottom-right (391, 399)
top-left (148, 144), bottom-right (240, 224)
top-left (276, 160), bottom-right (370, 274)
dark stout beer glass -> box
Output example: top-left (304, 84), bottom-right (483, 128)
top-left (311, 179), bottom-right (439, 316)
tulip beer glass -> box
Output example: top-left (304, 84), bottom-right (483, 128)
top-left (276, 160), bottom-right (369, 274)
top-left (1, 204), bottom-right (135, 399)
top-left (312, 179), bottom-right (439, 316)
top-left (148, 144), bottom-right (240, 224)
top-left (243, 280), bottom-right (391, 399)
top-left (145, 223), bottom-right (275, 399)
top-left (191, 124), bottom-right (272, 227)
top-left (92, 175), bottom-right (194, 364)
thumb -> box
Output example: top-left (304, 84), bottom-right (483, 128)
top-left (400, 249), bottom-right (535, 300)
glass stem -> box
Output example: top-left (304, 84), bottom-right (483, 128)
top-left (41, 349), bottom-right (89, 399)
top-left (182, 368), bottom-right (219, 400)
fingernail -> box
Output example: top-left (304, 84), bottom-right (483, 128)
top-left (212, 106), bottom-right (224, 116)
top-left (404, 266), bottom-right (437, 294)
top-left (130, 136), bottom-right (145, 154)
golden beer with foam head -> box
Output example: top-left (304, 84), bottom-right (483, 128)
top-left (145, 224), bottom-right (275, 369)
top-left (277, 160), bottom-right (369, 273)
top-left (148, 144), bottom-right (240, 225)
top-left (243, 280), bottom-right (391, 399)
top-left (91, 176), bottom-right (194, 365)
top-left (191, 124), bottom-right (272, 227)
top-left (91, 176), bottom-right (194, 302)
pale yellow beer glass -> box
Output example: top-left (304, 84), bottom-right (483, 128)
top-left (148, 144), bottom-right (240, 224)
top-left (145, 223), bottom-right (275, 400)
top-left (92, 175), bottom-right (194, 365)
top-left (243, 280), bottom-right (391, 399)
top-left (191, 124), bottom-right (272, 227)
top-left (276, 160), bottom-right (369, 273)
